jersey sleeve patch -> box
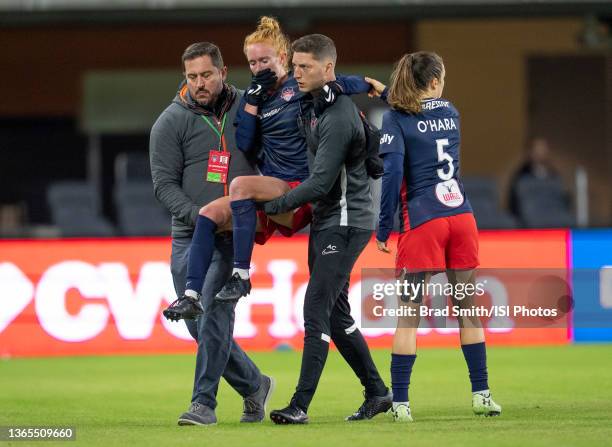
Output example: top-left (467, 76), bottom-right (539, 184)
top-left (379, 111), bottom-right (405, 156)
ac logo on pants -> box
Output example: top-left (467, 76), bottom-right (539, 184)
top-left (322, 244), bottom-right (339, 255)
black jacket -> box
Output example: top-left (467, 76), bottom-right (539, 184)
top-left (264, 94), bottom-right (375, 231)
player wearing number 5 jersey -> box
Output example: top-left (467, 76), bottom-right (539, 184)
top-left (372, 52), bottom-right (501, 422)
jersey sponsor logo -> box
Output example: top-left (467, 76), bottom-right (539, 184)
top-left (417, 118), bottom-right (457, 133)
top-left (322, 244), bottom-right (339, 255)
top-left (281, 87), bottom-right (295, 102)
top-left (435, 179), bottom-right (464, 207)
top-left (380, 133), bottom-right (395, 145)
top-left (421, 100), bottom-right (450, 110)
top-left (261, 107), bottom-right (282, 119)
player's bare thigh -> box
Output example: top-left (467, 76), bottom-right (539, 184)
top-left (198, 195), bottom-right (264, 233)
top-left (229, 175), bottom-right (295, 228)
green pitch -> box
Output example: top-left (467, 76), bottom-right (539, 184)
top-left (1, 345), bottom-right (611, 447)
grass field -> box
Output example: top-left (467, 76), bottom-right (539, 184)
top-left (1, 345), bottom-right (611, 447)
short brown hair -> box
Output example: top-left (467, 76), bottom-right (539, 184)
top-left (181, 42), bottom-right (224, 70)
top-left (291, 34), bottom-right (336, 63)
top-left (388, 51), bottom-right (444, 114)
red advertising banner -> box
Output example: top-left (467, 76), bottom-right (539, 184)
top-left (0, 230), bottom-right (570, 357)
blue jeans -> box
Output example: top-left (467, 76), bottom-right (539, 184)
top-left (171, 233), bottom-right (261, 409)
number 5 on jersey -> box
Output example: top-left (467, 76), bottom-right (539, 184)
top-left (436, 138), bottom-right (454, 181)
top-left (434, 138), bottom-right (464, 208)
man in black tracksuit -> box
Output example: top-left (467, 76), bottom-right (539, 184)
top-left (263, 34), bottom-right (392, 424)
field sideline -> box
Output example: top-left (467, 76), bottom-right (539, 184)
top-left (1, 345), bottom-right (611, 447)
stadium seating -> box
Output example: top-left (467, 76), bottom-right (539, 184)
top-left (114, 151), bottom-right (152, 185)
top-left (113, 152), bottom-right (170, 236)
top-left (47, 181), bottom-right (115, 237)
top-left (462, 176), bottom-right (517, 229)
top-left (114, 181), bottom-right (170, 236)
top-left (515, 177), bottom-right (575, 228)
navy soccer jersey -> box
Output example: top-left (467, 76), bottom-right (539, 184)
top-left (253, 74), bottom-right (309, 181)
top-left (377, 98), bottom-right (472, 238)
top-left (234, 73), bottom-right (371, 182)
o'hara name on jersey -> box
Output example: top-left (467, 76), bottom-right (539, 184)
top-left (417, 117), bottom-right (457, 133)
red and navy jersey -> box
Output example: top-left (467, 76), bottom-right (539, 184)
top-left (234, 73), bottom-right (371, 182)
top-left (377, 98), bottom-right (472, 241)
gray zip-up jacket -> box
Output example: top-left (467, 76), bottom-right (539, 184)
top-left (263, 94), bottom-right (375, 231)
top-left (150, 83), bottom-right (257, 238)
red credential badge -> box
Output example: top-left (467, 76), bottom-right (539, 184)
top-left (206, 150), bottom-right (231, 183)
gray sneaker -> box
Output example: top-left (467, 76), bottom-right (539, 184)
top-left (177, 402), bottom-right (217, 426)
top-left (240, 375), bottom-right (275, 423)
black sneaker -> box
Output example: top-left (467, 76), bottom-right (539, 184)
top-left (270, 404), bottom-right (308, 425)
top-left (215, 273), bottom-right (251, 302)
top-left (240, 375), bottom-right (275, 423)
top-left (345, 389), bottom-right (393, 421)
top-left (162, 295), bottom-right (204, 321)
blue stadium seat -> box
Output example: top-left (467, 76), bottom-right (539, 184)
top-left (47, 181), bottom-right (115, 237)
top-left (114, 181), bottom-right (170, 236)
top-left (462, 176), bottom-right (517, 229)
top-left (515, 177), bottom-right (574, 228)
top-left (114, 151), bottom-right (152, 185)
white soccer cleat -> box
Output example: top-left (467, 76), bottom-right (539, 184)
top-left (389, 404), bottom-right (413, 422)
top-left (472, 392), bottom-right (502, 417)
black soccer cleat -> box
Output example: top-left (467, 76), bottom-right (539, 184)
top-left (345, 389), bottom-right (393, 421)
top-left (270, 404), bottom-right (309, 425)
top-left (162, 295), bottom-right (204, 321)
top-left (215, 273), bottom-right (252, 302)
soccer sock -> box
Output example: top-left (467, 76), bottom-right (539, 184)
top-left (231, 199), bottom-right (257, 273)
top-left (391, 353), bottom-right (416, 404)
top-left (185, 215), bottom-right (217, 296)
top-left (232, 268), bottom-right (250, 280)
top-left (461, 341), bottom-right (489, 393)
top-left (392, 401), bottom-right (409, 411)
